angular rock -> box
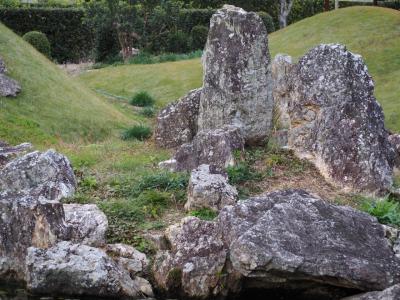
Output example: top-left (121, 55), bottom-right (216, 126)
top-left (153, 217), bottom-right (229, 299)
top-left (197, 5), bottom-right (273, 145)
top-left (0, 57), bottom-right (7, 74)
top-left (0, 150), bottom-right (76, 201)
top-left (63, 204), bottom-right (108, 247)
top-left (0, 73), bottom-right (21, 97)
top-left (155, 88), bottom-right (201, 149)
top-left (26, 241), bottom-right (154, 299)
top-left (185, 164), bottom-right (238, 212)
top-left (389, 134), bottom-right (400, 167)
top-left (272, 54), bottom-right (293, 130)
top-left (173, 126), bottom-right (245, 172)
top-left (106, 243), bottom-right (149, 276)
top-left (0, 142), bottom-right (32, 168)
top-left (285, 44), bottom-right (395, 194)
top-left (342, 284), bottom-right (400, 300)
top-left (153, 189), bottom-right (400, 299)
top-left (0, 192), bottom-right (68, 281)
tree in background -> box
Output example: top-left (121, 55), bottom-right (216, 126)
top-left (279, 0), bottom-right (294, 28)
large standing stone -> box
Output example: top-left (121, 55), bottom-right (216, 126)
top-left (197, 5), bottom-right (273, 145)
top-left (155, 88), bottom-right (202, 149)
top-left (185, 164), bottom-right (238, 212)
top-left (285, 44), bottom-right (395, 194)
top-left (63, 204), bottom-right (108, 247)
top-left (171, 126), bottom-right (245, 172)
top-left (271, 54), bottom-right (293, 130)
top-left (0, 150), bottom-right (76, 201)
top-left (26, 241), bottom-right (153, 299)
top-left (153, 189), bottom-right (400, 299)
top-left (0, 192), bottom-right (68, 281)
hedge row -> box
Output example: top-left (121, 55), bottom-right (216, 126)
top-left (0, 8), bottom-right (93, 63)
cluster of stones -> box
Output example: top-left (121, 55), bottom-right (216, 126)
top-left (2, 4), bottom-right (400, 300)
top-left (152, 4), bottom-right (400, 300)
top-left (0, 56), bottom-right (21, 97)
top-left (0, 141), bottom-right (153, 299)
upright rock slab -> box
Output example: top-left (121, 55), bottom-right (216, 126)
top-left (0, 192), bottom-right (68, 281)
top-left (285, 44), bottom-right (395, 194)
top-left (197, 5), bottom-right (273, 145)
top-left (155, 88), bottom-right (201, 149)
top-left (153, 189), bottom-right (400, 299)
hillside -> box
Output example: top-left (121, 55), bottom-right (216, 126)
top-left (80, 6), bottom-right (400, 132)
top-left (0, 23), bottom-right (130, 146)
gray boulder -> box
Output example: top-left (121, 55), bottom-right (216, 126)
top-left (185, 164), bottom-right (238, 212)
top-left (389, 134), bottom-right (400, 167)
top-left (0, 57), bottom-right (21, 97)
top-left (106, 243), bottom-right (149, 277)
top-left (0, 142), bottom-right (32, 168)
top-left (0, 192), bottom-right (68, 281)
top-left (172, 126), bottom-right (245, 172)
top-left (284, 44), bottom-right (395, 195)
top-left (63, 204), bottom-right (108, 247)
top-left (153, 217), bottom-right (229, 298)
top-left (342, 284), bottom-right (400, 300)
top-left (0, 150), bottom-right (76, 201)
top-left (155, 88), bottom-right (201, 149)
top-left (26, 241), bottom-right (154, 299)
top-left (0, 57), bottom-right (7, 74)
top-left (0, 73), bottom-right (21, 97)
top-left (153, 189), bottom-right (400, 299)
top-left (197, 5), bottom-right (273, 145)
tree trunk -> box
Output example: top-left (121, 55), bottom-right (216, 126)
top-left (335, 0), bottom-right (339, 10)
top-left (279, 0), bottom-right (294, 29)
top-left (324, 0), bottom-right (330, 11)
top-left (373, 0), bottom-right (378, 5)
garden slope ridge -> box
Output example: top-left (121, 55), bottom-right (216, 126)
top-left (0, 23), bottom-right (130, 146)
top-left (79, 7), bottom-right (400, 132)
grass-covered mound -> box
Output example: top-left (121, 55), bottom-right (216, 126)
top-left (80, 6), bottom-right (400, 132)
top-left (0, 23), bottom-right (130, 146)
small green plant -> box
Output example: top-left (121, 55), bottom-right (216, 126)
top-left (80, 176), bottom-right (98, 190)
top-left (227, 162), bottom-right (262, 185)
top-left (190, 208), bottom-right (218, 221)
top-left (140, 107), bottom-right (156, 118)
top-left (23, 31), bottom-right (51, 58)
top-left (121, 125), bottom-right (152, 141)
top-left (131, 171), bottom-right (189, 199)
top-left (361, 196), bottom-right (400, 227)
top-left (137, 190), bottom-right (170, 218)
top-left (130, 91), bottom-right (155, 107)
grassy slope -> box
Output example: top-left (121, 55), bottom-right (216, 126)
top-left (80, 7), bottom-right (400, 131)
top-left (0, 23), bottom-right (130, 146)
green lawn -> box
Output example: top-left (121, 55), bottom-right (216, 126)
top-left (80, 6), bottom-right (400, 132)
top-left (0, 23), bottom-right (131, 146)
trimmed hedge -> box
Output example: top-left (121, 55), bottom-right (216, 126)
top-left (22, 31), bottom-right (51, 57)
top-left (0, 8), bottom-right (93, 63)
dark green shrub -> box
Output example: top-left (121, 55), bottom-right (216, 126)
top-left (166, 30), bottom-right (191, 53)
top-left (227, 162), bottom-right (263, 185)
top-left (361, 197), bottom-right (400, 227)
top-left (121, 125), bottom-right (152, 141)
top-left (258, 11), bottom-right (275, 33)
top-left (190, 25), bottom-right (208, 50)
top-left (140, 107), bottom-right (156, 118)
top-left (22, 31), bottom-right (51, 57)
top-left (0, 8), bottom-right (93, 62)
top-left (130, 91), bottom-right (155, 107)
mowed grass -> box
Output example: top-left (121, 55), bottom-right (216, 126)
top-left (80, 7), bottom-right (400, 131)
top-left (0, 23), bottom-right (131, 146)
